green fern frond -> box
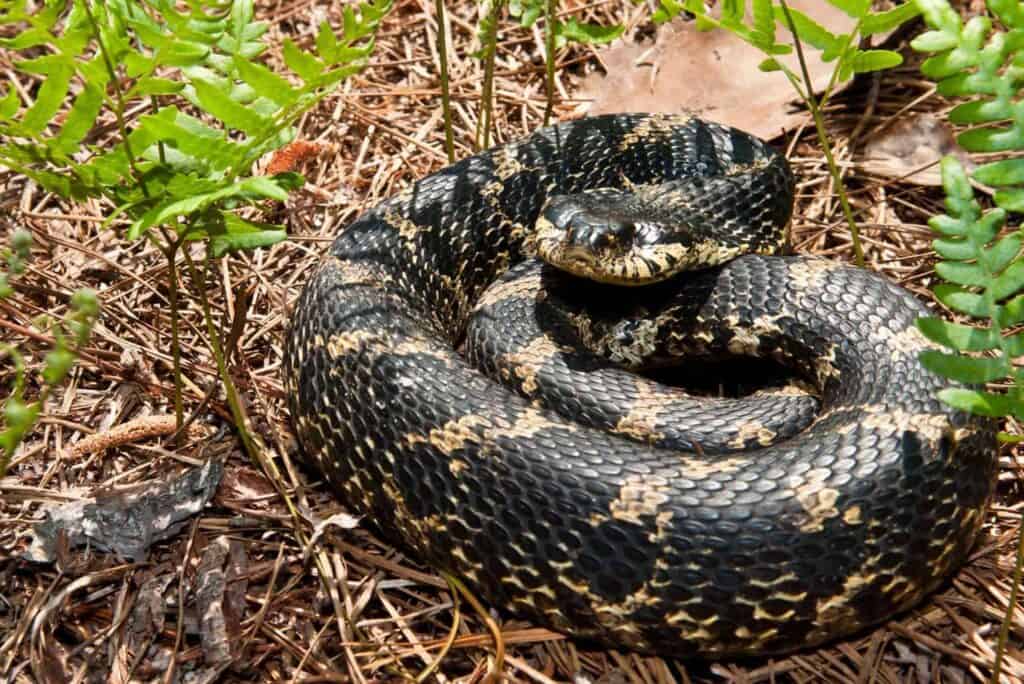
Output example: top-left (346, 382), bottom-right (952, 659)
top-left (913, 0), bottom-right (1024, 212)
top-left (912, 0), bottom-right (1024, 434)
top-left (915, 157), bottom-right (1024, 420)
top-left (0, 0), bottom-right (389, 471)
top-left (0, 0), bottom-right (390, 246)
top-left (914, 7), bottom-right (1024, 674)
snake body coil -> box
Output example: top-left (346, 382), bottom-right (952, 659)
top-left (285, 114), bottom-right (997, 657)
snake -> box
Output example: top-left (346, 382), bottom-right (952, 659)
top-left (284, 113), bottom-right (997, 657)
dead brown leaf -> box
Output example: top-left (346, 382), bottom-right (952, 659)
top-left (578, 2), bottom-right (857, 138)
top-left (860, 114), bottom-right (974, 185)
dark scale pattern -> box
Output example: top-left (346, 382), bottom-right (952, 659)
top-left (466, 260), bottom-right (822, 453)
top-left (284, 114), bottom-right (998, 658)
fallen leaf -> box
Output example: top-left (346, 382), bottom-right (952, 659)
top-left (860, 114), bottom-right (974, 186)
top-left (217, 463), bottom-right (279, 508)
top-left (265, 140), bottom-right (326, 175)
top-left (25, 459), bottom-right (224, 563)
top-left (577, 2), bottom-right (857, 138)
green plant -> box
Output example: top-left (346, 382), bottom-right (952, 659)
top-left (1, 229), bottom-right (98, 473)
top-left (434, 0), bottom-right (456, 162)
top-left (475, 0), bottom-right (504, 150)
top-left (910, 1), bottom-right (1024, 679)
top-left (0, 0), bottom-right (389, 454)
top-left (509, 0), bottom-right (623, 126)
top-left (910, 0), bottom-right (1024, 436)
top-left (652, 0), bottom-right (921, 267)
top-left (917, 158), bottom-right (1023, 428)
top-left (448, 0), bottom-right (623, 151)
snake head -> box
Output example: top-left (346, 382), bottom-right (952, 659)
top-left (544, 194), bottom-right (638, 253)
top-left (534, 190), bottom-right (693, 286)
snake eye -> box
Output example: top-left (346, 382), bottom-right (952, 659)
top-left (593, 220), bottom-right (635, 250)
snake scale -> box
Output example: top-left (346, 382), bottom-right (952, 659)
top-left (284, 113), bottom-right (997, 657)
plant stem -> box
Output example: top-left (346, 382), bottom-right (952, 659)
top-left (434, 0), bottom-right (456, 163)
top-left (81, 1), bottom-right (148, 199)
top-left (417, 578), bottom-right (461, 682)
top-left (543, 0), bottom-right (557, 126)
top-left (151, 96), bottom-right (167, 165)
top-left (180, 246), bottom-right (363, 658)
top-left (181, 248), bottom-right (259, 462)
top-left (778, 0), bottom-right (864, 267)
top-left (445, 573), bottom-right (504, 678)
top-left (162, 236), bottom-right (185, 434)
top-left (475, 0), bottom-right (503, 151)
top-left (992, 430), bottom-right (1023, 682)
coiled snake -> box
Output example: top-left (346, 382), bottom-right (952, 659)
top-left (284, 114), bottom-right (997, 657)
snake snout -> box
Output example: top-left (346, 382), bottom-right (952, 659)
top-left (546, 203), bottom-right (637, 255)
top-left (566, 220), bottom-right (632, 252)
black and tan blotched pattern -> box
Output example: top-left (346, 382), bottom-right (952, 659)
top-left (284, 114), bottom-right (998, 657)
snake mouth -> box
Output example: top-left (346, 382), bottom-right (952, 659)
top-left (533, 192), bottom-right (704, 285)
top-left (533, 211), bottom-right (642, 284)
top-left (534, 230), bottom-right (623, 284)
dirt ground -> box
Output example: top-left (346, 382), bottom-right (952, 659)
top-left (1, 1), bottom-right (1023, 682)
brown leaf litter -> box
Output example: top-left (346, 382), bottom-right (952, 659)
top-left (23, 458), bottom-right (223, 563)
top-left (859, 113), bottom-right (974, 186)
top-left (577, 1), bottom-right (856, 138)
top-left (2, 0), bottom-right (1023, 682)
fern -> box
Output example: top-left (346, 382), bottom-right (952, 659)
top-left (0, 0), bottom-right (389, 252)
top-left (1, 230), bottom-right (98, 473)
top-left (911, 0), bottom-right (1024, 433)
top-left (911, 3), bottom-right (1024, 677)
top-left (914, 0), bottom-right (1024, 211)
top-left (0, 0), bottom-right (389, 467)
top-left (916, 158), bottom-right (1022, 421)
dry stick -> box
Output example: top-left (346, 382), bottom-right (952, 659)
top-left (164, 519), bottom-right (199, 684)
top-left (66, 414), bottom-right (184, 458)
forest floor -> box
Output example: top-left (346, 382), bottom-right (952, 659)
top-left (1, 0), bottom-right (1022, 682)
